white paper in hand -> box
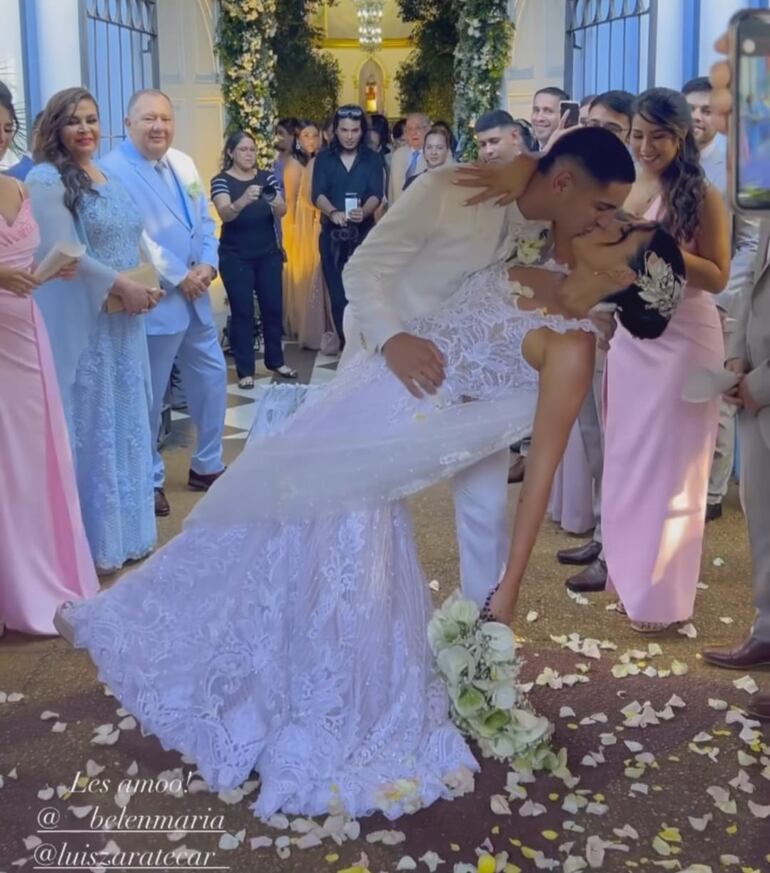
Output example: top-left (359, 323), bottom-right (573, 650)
top-left (681, 368), bottom-right (739, 403)
top-left (33, 242), bottom-right (85, 283)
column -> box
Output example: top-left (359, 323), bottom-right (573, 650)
top-left (31, 0), bottom-right (84, 108)
top-left (653, 0), bottom-right (685, 89)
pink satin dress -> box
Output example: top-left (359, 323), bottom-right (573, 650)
top-left (0, 195), bottom-right (98, 634)
top-left (601, 198), bottom-right (723, 624)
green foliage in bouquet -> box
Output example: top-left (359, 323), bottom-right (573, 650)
top-left (428, 593), bottom-right (553, 764)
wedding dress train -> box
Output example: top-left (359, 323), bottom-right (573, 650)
top-left (64, 261), bottom-right (596, 820)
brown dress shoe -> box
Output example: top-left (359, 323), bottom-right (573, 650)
top-left (508, 454), bottom-right (526, 484)
top-left (154, 487), bottom-right (170, 517)
top-left (566, 558), bottom-right (607, 593)
top-left (557, 540), bottom-right (602, 566)
top-left (747, 694), bottom-right (770, 721)
top-left (702, 636), bottom-right (770, 670)
top-left (188, 467), bottom-right (227, 492)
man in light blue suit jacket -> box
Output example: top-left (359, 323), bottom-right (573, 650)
top-left (101, 89), bottom-right (227, 516)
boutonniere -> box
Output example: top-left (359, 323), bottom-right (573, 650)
top-left (186, 180), bottom-right (203, 200)
top-left (508, 224), bottom-right (549, 266)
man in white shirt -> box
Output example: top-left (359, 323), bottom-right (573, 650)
top-left (342, 127), bottom-right (635, 605)
top-left (388, 113), bottom-right (430, 204)
top-left (684, 76), bottom-right (759, 521)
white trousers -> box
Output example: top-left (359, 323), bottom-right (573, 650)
top-left (452, 448), bottom-right (511, 605)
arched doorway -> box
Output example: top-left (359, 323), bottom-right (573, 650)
top-left (358, 57), bottom-right (385, 114)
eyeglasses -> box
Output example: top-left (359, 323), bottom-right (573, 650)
top-left (337, 107), bottom-right (364, 120)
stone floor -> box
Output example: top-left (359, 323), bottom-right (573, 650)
top-left (1, 348), bottom-right (768, 873)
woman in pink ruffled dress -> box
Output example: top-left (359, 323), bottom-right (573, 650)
top-left (602, 89), bottom-right (730, 632)
top-left (0, 88), bottom-right (98, 636)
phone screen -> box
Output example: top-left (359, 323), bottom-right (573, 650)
top-left (735, 12), bottom-right (770, 210)
top-left (560, 101), bottom-right (580, 128)
top-left (344, 194), bottom-right (360, 216)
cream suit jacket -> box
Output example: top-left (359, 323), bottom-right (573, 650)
top-left (342, 165), bottom-right (540, 360)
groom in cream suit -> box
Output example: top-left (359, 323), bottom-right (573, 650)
top-left (102, 90), bottom-right (227, 516)
top-left (705, 221), bottom-right (770, 680)
top-left (343, 123), bottom-right (635, 605)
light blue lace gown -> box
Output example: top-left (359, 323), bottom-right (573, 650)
top-left (28, 163), bottom-right (156, 571)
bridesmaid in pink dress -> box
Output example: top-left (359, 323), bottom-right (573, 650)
top-left (0, 160), bottom-right (98, 633)
top-left (602, 89), bottom-right (730, 632)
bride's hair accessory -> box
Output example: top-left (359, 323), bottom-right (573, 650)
top-left (635, 250), bottom-right (684, 319)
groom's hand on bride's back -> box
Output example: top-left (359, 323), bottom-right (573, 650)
top-left (382, 332), bottom-right (446, 398)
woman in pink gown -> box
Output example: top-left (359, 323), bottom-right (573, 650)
top-left (602, 89), bottom-right (730, 632)
top-left (0, 93), bottom-right (98, 635)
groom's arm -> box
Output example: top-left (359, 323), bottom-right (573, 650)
top-left (343, 170), bottom-right (445, 352)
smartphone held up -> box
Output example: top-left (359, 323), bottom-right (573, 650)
top-left (730, 8), bottom-right (770, 214)
top-left (560, 100), bottom-right (581, 129)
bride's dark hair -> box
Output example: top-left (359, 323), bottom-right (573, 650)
top-left (604, 224), bottom-right (686, 339)
top-left (632, 88), bottom-right (705, 243)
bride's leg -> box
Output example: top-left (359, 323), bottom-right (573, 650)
top-left (490, 335), bottom-right (594, 623)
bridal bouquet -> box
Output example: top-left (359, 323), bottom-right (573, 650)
top-left (428, 594), bottom-right (553, 765)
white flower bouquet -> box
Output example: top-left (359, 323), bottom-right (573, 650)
top-left (428, 593), bottom-right (553, 765)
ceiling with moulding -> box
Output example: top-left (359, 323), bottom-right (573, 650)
top-left (313, 0), bottom-right (413, 45)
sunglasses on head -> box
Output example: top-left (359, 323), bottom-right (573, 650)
top-left (337, 107), bottom-right (364, 120)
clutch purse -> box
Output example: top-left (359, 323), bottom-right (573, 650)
top-left (105, 263), bottom-right (160, 313)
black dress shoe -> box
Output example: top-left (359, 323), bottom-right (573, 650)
top-left (747, 694), bottom-right (770, 721)
top-left (566, 558), bottom-right (607, 593)
top-left (557, 539), bottom-right (602, 566)
top-left (188, 467), bottom-right (227, 492)
top-left (705, 502), bottom-right (723, 522)
top-left (154, 487), bottom-right (170, 517)
top-left (702, 636), bottom-right (770, 670)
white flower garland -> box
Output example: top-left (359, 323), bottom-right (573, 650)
top-left (218, 0), bottom-right (278, 164)
top-left (453, 0), bottom-right (515, 161)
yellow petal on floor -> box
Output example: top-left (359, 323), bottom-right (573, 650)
top-left (541, 830), bottom-right (559, 841)
top-left (726, 823), bottom-right (738, 835)
top-left (659, 827), bottom-right (682, 843)
top-left (325, 854), bottom-right (340, 863)
top-left (477, 855), bottom-right (496, 873)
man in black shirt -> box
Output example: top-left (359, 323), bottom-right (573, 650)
top-left (312, 105), bottom-right (384, 348)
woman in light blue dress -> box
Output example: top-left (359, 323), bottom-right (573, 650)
top-left (27, 88), bottom-right (160, 573)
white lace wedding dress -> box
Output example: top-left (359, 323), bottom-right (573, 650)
top-left (65, 261), bottom-right (596, 821)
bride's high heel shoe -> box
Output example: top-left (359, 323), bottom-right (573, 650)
top-left (53, 602), bottom-right (76, 645)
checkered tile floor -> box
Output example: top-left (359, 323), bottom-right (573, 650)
top-left (168, 341), bottom-right (338, 443)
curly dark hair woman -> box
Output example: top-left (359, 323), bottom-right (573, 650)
top-left (631, 88), bottom-right (705, 244)
top-left (32, 87), bottom-right (99, 214)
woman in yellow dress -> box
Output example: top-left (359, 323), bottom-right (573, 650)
top-left (283, 121), bottom-right (336, 350)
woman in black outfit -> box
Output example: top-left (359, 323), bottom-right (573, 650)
top-left (211, 131), bottom-right (297, 388)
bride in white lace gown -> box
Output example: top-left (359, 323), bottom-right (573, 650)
top-left (57, 216), bottom-right (684, 821)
